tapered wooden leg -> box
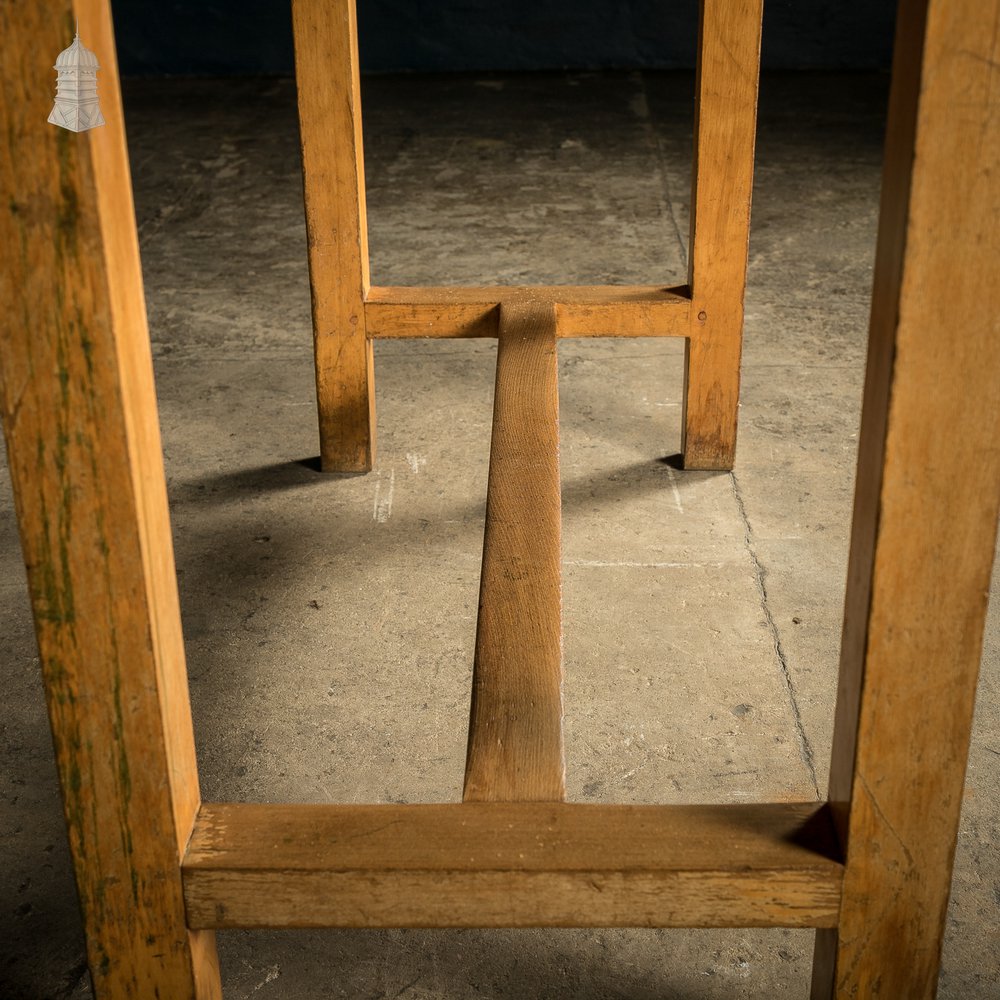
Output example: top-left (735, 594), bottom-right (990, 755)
top-left (682, 0), bottom-right (762, 470)
top-left (811, 0), bottom-right (1000, 996)
top-left (293, 0), bottom-right (374, 473)
top-left (0, 2), bottom-right (221, 997)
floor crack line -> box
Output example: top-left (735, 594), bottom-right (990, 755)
top-left (731, 472), bottom-right (821, 799)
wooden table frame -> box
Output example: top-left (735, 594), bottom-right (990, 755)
top-left (1, 1), bottom-right (998, 997)
top-left (297, 0), bottom-right (762, 475)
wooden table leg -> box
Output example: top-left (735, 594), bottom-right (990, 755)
top-left (293, 0), bottom-right (375, 473)
top-left (682, 0), bottom-right (763, 470)
top-left (0, 2), bottom-right (221, 996)
top-left (812, 0), bottom-right (1000, 995)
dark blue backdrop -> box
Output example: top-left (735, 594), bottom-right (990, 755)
top-left (111, 0), bottom-right (897, 76)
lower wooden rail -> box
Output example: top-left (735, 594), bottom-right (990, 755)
top-left (182, 801), bottom-right (843, 930)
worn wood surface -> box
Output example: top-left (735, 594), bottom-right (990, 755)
top-left (0, 1), bottom-right (221, 996)
top-left (682, 0), bottom-right (762, 470)
top-left (6, 0), bottom-right (990, 991)
top-left (464, 301), bottom-right (565, 802)
top-left (183, 802), bottom-right (843, 929)
top-left (364, 285), bottom-right (691, 339)
top-left (293, 0), bottom-right (375, 472)
top-left (812, 0), bottom-right (1000, 996)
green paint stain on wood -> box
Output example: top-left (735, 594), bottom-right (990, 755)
top-left (47, 677), bottom-right (89, 869)
top-left (64, 757), bottom-right (86, 856)
top-left (49, 303), bottom-right (76, 626)
top-left (30, 426), bottom-right (76, 624)
top-left (79, 313), bottom-right (95, 380)
top-left (111, 670), bottom-right (132, 809)
top-left (33, 494), bottom-right (66, 623)
top-left (55, 130), bottom-right (79, 259)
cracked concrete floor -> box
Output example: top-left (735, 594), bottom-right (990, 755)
top-left (2, 72), bottom-right (998, 998)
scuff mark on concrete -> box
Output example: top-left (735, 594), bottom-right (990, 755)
top-left (373, 468), bottom-right (395, 523)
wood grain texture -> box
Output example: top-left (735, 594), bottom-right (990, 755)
top-left (464, 301), bottom-right (565, 801)
top-left (293, 0), bottom-right (375, 472)
top-left (812, 0), bottom-right (1000, 996)
top-left (682, 0), bottom-right (762, 470)
top-left (183, 802), bottom-right (843, 930)
top-left (0, 1), bottom-right (220, 996)
top-left (364, 285), bottom-right (691, 338)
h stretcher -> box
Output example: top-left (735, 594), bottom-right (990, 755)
top-left (1, 1), bottom-right (998, 997)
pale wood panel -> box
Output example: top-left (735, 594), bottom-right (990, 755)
top-left (293, 0), bottom-right (375, 472)
top-left (464, 301), bottom-right (565, 801)
top-left (0, 1), bottom-right (220, 996)
top-left (364, 285), bottom-right (691, 338)
top-left (183, 802), bottom-right (843, 929)
top-left (812, 0), bottom-right (1000, 996)
top-left (682, 0), bottom-right (763, 469)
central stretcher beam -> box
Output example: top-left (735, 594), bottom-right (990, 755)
top-left (464, 300), bottom-right (566, 802)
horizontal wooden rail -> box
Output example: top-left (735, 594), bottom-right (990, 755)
top-left (464, 301), bottom-right (565, 802)
top-left (182, 802), bottom-right (843, 930)
top-left (364, 285), bottom-right (692, 339)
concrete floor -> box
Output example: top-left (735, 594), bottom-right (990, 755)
top-left (1, 71), bottom-right (997, 998)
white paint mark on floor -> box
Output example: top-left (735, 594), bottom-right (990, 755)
top-left (405, 452), bottom-right (427, 475)
top-left (249, 965), bottom-right (280, 993)
top-left (665, 465), bottom-right (684, 514)
top-left (373, 469), bottom-right (395, 523)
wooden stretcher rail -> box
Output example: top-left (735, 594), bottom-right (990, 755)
top-left (464, 302), bottom-right (565, 802)
top-left (182, 801), bottom-right (843, 930)
top-left (364, 285), bottom-right (692, 339)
